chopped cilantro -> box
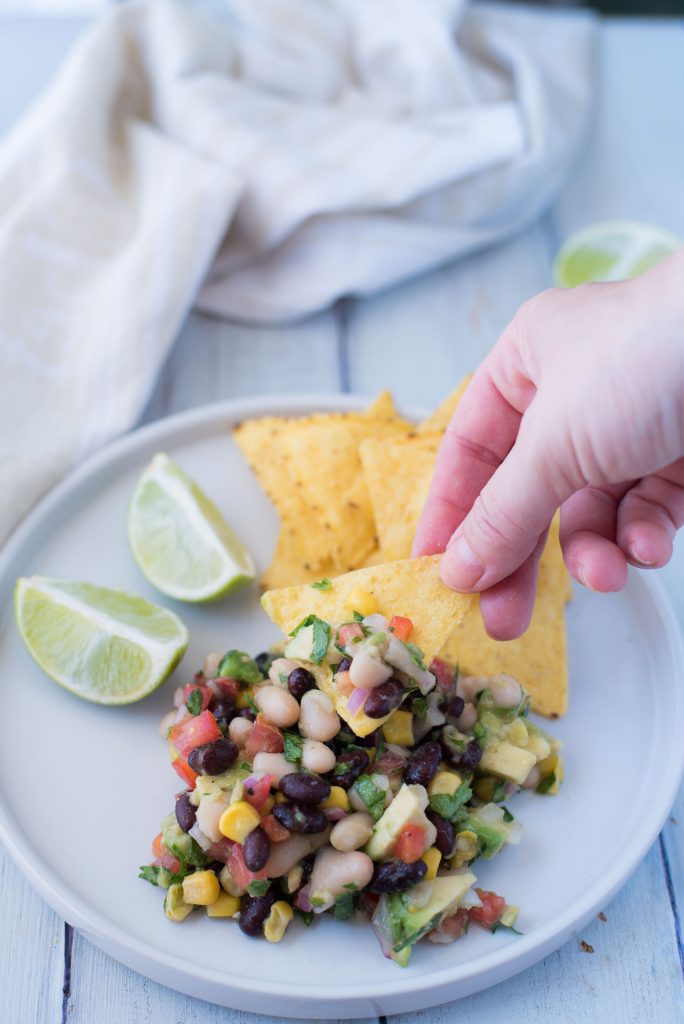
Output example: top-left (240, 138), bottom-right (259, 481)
top-left (310, 896), bottom-right (325, 907)
top-left (139, 864), bottom-right (170, 888)
top-left (353, 774), bottom-right (386, 822)
top-left (299, 909), bottom-right (314, 926)
top-left (352, 611), bottom-right (364, 622)
top-left (247, 880), bottom-right (271, 897)
top-left (289, 614), bottom-right (331, 664)
top-left (310, 578), bottom-right (332, 591)
top-left (412, 696), bottom-right (428, 718)
top-left (184, 688), bottom-right (203, 717)
top-left (333, 892), bottom-right (355, 920)
top-left (343, 882), bottom-right (359, 891)
top-left (239, 760), bottom-right (251, 771)
top-left (405, 642), bottom-right (427, 671)
top-left (278, 672), bottom-right (289, 685)
top-left (245, 692), bottom-right (259, 715)
top-left (536, 773), bottom-right (556, 795)
top-left (429, 783), bottom-right (473, 823)
top-left (501, 806), bottom-right (514, 823)
top-left (283, 731), bottom-right (303, 764)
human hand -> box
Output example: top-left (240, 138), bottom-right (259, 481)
top-left (412, 249), bottom-right (684, 640)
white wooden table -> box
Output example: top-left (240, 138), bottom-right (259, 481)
top-left (1, 13), bottom-right (683, 1024)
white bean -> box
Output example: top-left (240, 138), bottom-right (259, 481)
top-left (456, 674), bottom-right (488, 703)
top-left (203, 652), bottom-right (222, 678)
top-left (195, 794), bottom-right (231, 843)
top-left (349, 772), bottom-right (392, 813)
top-left (255, 685), bottom-right (300, 728)
top-left (330, 812), bottom-right (374, 852)
top-left (522, 765), bottom-right (541, 790)
top-left (489, 674), bottom-right (523, 709)
top-left (252, 751), bottom-right (296, 785)
top-left (455, 702), bottom-right (478, 732)
top-left (309, 848), bottom-right (374, 910)
top-left (298, 690), bottom-right (341, 742)
top-left (349, 650), bottom-right (393, 689)
top-left (301, 738), bottom-right (336, 774)
top-left (228, 716), bottom-right (253, 748)
top-left (263, 829), bottom-right (331, 878)
top-left (268, 657), bottom-right (300, 686)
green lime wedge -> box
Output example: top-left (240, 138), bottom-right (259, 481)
top-left (128, 453), bottom-right (255, 602)
top-left (15, 576), bottom-right (188, 704)
top-left (553, 220), bottom-right (680, 287)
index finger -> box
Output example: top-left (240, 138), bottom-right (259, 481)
top-left (411, 341), bottom-right (535, 556)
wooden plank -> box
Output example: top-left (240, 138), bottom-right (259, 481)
top-left (387, 841), bottom-right (683, 1024)
top-left (141, 310), bottom-right (341, 424)
top-left (0, 849), bottom-right (65, 1024)
top-left (343, 224), bottom-right (551, 412)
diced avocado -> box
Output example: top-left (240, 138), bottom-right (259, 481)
top-left (365, 783), bottom-right (436, 861)
top-left (479, 740), bottom-right (536, 785)
top-left (375, 872), bottom-right (476, 965)
top-left (461, 804), bottom-right (516, 860)
top-left (284, 625), bottom-right (317, 662)
top-left (162, 814), bottom-right (206, 871)
top-left (284, 615), bottom-right (331, 664)
top-left (217, 649), bottom-right (262, 684)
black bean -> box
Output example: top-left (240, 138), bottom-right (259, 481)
top-left (335, 657), bottom-right (352, 674)
top-left (204, 860), bottom-right (225, 875)
top-left (332, 748), bottom-right (371, 789)
top-left (243, 827), bottom-right (271, 872)
top-left (188, 738), bottom-right (238, 775)
top-left (254, 652), bottom-right (275, 677)
top-left (239, 707), bottom-right (256, 722)
top-left (443, 694), bottom-right (465, 720)
top-left (175, 792), bottom-right (196, 833)
top-left (367, 859), bottom-right (427, 894)
top-left (210, 698), bottom-right (236, 729)
top-left (364, 679), bottom-right (404, 719)
top-left (426, 809), bottom-right (455, 858)
top-left (300, 854), bottom-right (315, 882)
top-left (272, 801), bottom-right (328, 833)
top-left (440, 728), bottom-right (482, 771)
top-left (287, 667), bottom-right (316, 701)
top-left (403, 741), bottom-right (442, 786)
top-left (239, 889), bottom-right (277, 936)
top-left (279, 772), bottom-right (330, 805)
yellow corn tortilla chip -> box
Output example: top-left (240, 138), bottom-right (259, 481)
top-left (417, 375), bottom-right (473, 433)
top-left (359, 431), bottom-right (441, 562)
top-left (261, 554), bottom-right (474, 668)
top-left (440, 521), bottom-right (569, 717)
top-left (260, 532), bottom-right (339, 592)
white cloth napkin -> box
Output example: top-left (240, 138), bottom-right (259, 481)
top-left (0, 0), bottom-right (595, 546)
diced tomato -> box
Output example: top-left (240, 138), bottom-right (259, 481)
top-left (394, 824), bottom-right (426, 864)
top-left (152, 832), bottom-right (165, 858)
top-left (227, 841), bottom-right (269, 889)
top-left (179, 683), bottom-right (212, 713)
top-left (336, 622), bottom-right (364, 647)
top-left (428, 908), bottom-right (468, 944)
top-left (172, 756), bottom-right (198, 789)
top-left (207, 838), bottom-right (234, 864)
top-left (261, 813), bottom-right (291, 843)
top-left (430, 656), bottom-right (456, 693)
top-left (468, 889), bottom-right (507, 930)
top-left (170, 709), bottom-right (221, 758)
top-left (334, 670), bottom-right (354, 698)
top-left (244, 714), bottom-right (284, 760)
top-left (151, 853), bottom-right (181, 874)
top-left (389, 616), bottom-right (413, 642)
top-left (243, 774), bottom-right (275, 810)
top-left (209, 677), bottom-right (240, 702)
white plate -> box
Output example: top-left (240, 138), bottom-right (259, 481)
top-left (1, 395), bottom-right (683, 1019)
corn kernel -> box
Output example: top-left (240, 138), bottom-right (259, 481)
top-left (219, 801), bottom-right (262, 843)
top-left (274, 791), bottom-right (288, 804)
top-left (428, 770), bottom-right (462, 798)
top-left (346, 589), bottom-right (378, 617)
top-left (537, 753), bottom-right (559, 777)
top-left (206, 891), bottom-right (241, 918)
top-left (263, 900), bottom-right (294, 942)
top-left (286, 865), bottom-right (303, 894)
top-left (420, 847), bottom-right (442, 880)
top-left (165, 883), bottom-right (192, 922)
top-left (235, 691), bottom-right (249, 709)
top-left (321, 786), bottom-right (350, 812)
top-left (260, 795), bottom-right (275, 816)
top-left (382, 709), bottom-right (414, 746)
top-left (182, 870), bottom-right (220, 906)
top-left (450, 829), bottom-right (479, 868)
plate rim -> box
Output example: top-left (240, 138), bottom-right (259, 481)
top-left (1, 394), bottom-right (683, 1013)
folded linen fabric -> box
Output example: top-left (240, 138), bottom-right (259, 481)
top-left (0, 0), bottom-right (595, 545)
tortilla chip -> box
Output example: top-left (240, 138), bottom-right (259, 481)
top-left (359, 431), bottom-right (441, 562)
top-left (261, 554), bottom-right (474, 667)
top-left (417, 375), bottom-right (473, 434)
top-left (260, 532), bottom-right (338, 591)
top-left (440, 522), bottom-right (569, 717)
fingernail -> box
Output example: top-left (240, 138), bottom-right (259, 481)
top-left (443, 534), bottom-right (485, 590)
top-left (629, 542), bottom-right (655, 566)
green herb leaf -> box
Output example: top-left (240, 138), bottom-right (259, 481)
top-left (429, 783), bottom-right (473, 823)
top-left (289, 614), bottom-right (331, 664)
top-left (501, 805), bottom-right (514, 822)
top-left (333, 892), bottom-right (355, 920)
top-left (352, 611), bottom-right (364, 622)
top-left (310, 578), bottom-right (332, 591)
top-left (536, 772), bottom-right (556, 795)
top-left (405, 641), bottom-right (427, 671)
top-left (283, 731), bottom-right (303, 764)
top-left (247, 880), bottom-right (271, 897)
top-left (139, 864), bottom-right (169, 888)
top-left (184, 688), bottom-right (203, 717)
top-left (310, 896), bottom-right (325, 907)
top-left (353, 774), bottom-right (386, 822)
top-left (245, 692), bottom-right (259, 715)
top-left (217, 650), bottom-right (263, 685)
top-left (299, 909), bottom-right (314, 926)
top-left (492, 780), bottom-right (507, 804)
top-left (278, 672), bottom-right (289, 685)
top-left (412, 696), bottom-right (428, 718)
top-left (239, 760), bottom-right (251, 771)
top-left (343, 882), bottom-right (359, 891)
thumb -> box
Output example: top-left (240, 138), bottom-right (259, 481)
top-left (439, 421), bottom-right (568, 592)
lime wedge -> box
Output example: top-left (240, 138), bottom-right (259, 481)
top-left (128, 453), bottom-right (255, 602)
top-left (553, 220), bottom-right (680, 287)
top-left (15, 576), bottom-right (188, 704)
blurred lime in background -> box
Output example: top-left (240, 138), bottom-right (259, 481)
top-left (553, 220), bottom-right (680, 287)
